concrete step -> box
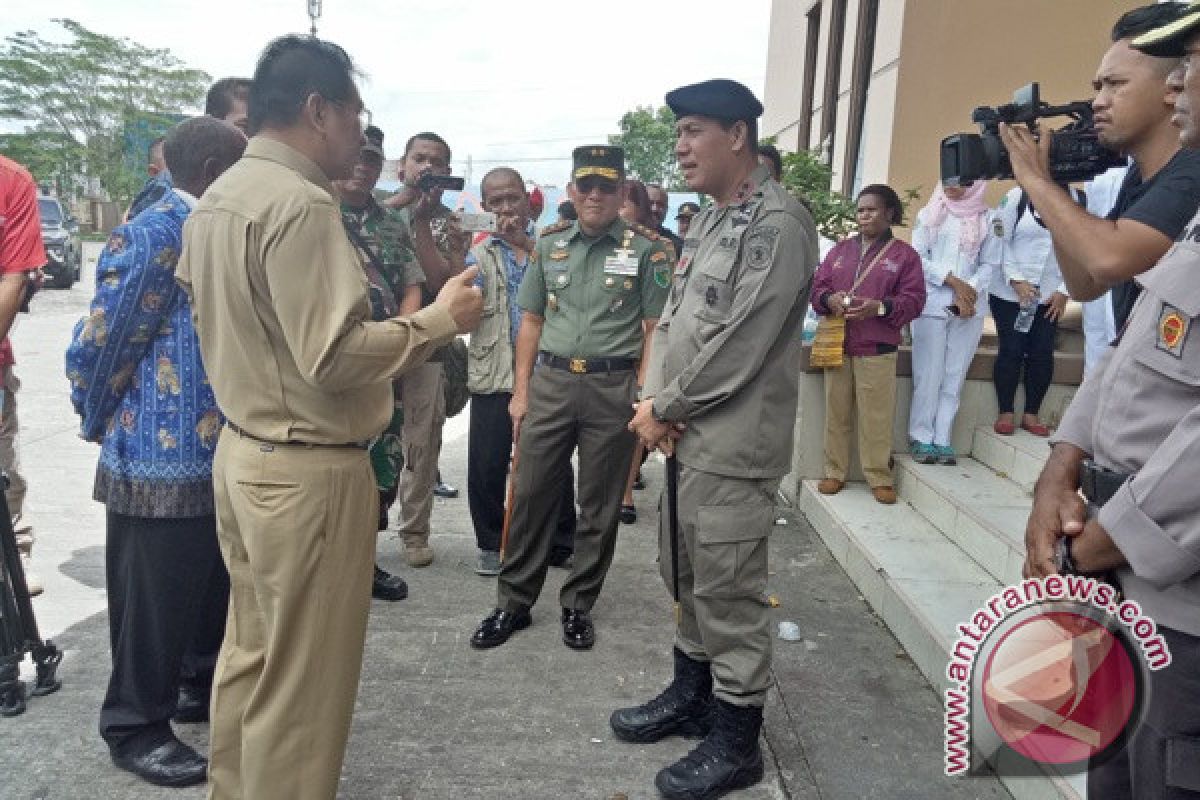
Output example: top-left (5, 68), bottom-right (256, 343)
top-left (798, 480), bottom-right (999, 694)
top-left (894, 454), bottom-right (1029, 585)
top-left (799, 479), bottom-right (1085, 800)
top-left (970, 425), bottom-right (1053, 492)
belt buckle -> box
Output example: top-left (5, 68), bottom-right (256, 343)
top-left (569, 358), bottom-right (587, 374)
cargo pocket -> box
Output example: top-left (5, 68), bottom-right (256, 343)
top-left (693, 502), bottom-right (772, 599)
top-left (1166, 735), bottom-right (1200, 794)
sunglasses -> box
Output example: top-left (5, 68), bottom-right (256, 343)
top-left (576, 176), bottom-right (619, 195)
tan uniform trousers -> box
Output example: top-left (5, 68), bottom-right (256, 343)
top-left (398, 361), bottom-right (445, 546)
top-left (0, 366), bottom-right (28, 532)
top-left (822, 351), bottom-right (898, 488)
top-left (661, 463), bottom-right (779, 706)
top-left (207, 429), bottom-right (376, 800)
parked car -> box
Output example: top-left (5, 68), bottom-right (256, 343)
top-left (38, 195), bottom-right (81, 288)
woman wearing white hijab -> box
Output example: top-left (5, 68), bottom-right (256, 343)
top-left (908, 182), bottom-right (994, 464)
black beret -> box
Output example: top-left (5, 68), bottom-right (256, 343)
top-left (1132, 3), bottom-right (1200, 58)
top-left (665, 79), bottom-right (764, 123)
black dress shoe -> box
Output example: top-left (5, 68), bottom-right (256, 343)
top-left (619, 504), bottom-right (637, 525)
top-left (432, 481), bottom-right (459, 499)
top-left (110, 738), bottom-right (208, 788)
top-left (372, 565), bottom-right (409, 602)
top-left (561, 608), bottom-right (595, 650)
top-left (173, 684), bottom-right (210, 723)
top-left (470, 607), bottom-right (531, 649)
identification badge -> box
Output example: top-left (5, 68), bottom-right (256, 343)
top-left (604, 249), bottom-right (638, 276)
top-left (1157, 304), bottom-right (1190, 357)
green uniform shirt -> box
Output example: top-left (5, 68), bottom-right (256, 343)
top-left (517, 217), bottom-right (671, 359)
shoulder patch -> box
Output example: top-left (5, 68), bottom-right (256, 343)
top-left (539, 220), bottom-right (572, 237)
top-left (745, 225), bottom-right (781, 270)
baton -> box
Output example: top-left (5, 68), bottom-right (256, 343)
top-left (499, 449), bottom-right (519, 562)
top-left (666, 454), bottom-right (681, 626)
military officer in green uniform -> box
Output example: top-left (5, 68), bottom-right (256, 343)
top-left (470, 145), bottom-right (672, 651)
top-left (333, 127), bottom-right (424, 602)
top-left (613, 80), bottom-right (818, 800)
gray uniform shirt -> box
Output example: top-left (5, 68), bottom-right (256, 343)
top-left (1054, 208), bottom-right (1200, 636)
top-left (644, 165), bottom-right (818, 479)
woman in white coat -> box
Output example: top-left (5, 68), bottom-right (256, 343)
top-left (908, 182), bottom-right (993, 464)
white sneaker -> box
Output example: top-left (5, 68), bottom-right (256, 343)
top-left (19, 556), bottom-right (43, 597)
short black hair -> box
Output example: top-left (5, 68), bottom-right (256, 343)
top-left (758, 143), bottom-right (783, 180)
top-left (248, 35), bottom-right (357, 134)
top-left (404, 131), bottom-right (452, 163)
top-left (857, 183), bottom-right (904, 225)
top-left (1112, 2), bottom-right (1188, 41)
top-left (558, 200), bottom-right (577, 221)
top-left (164, 116), bottom-right (246, 188)
top-left (364, 125), bottom-right (384, 146)
top-left (205, 78), bottom-right (251, 119)
top-left (480, 167), bottom-right (524, 202)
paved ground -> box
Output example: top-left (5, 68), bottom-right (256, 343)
top-left (0, 282), bottom-right (1012, 800)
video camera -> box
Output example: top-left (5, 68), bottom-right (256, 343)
top-left (940, 83), bottom-right (1124, 187)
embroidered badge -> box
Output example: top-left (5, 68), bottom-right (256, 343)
top-left (654, 262), bottom-right (670, 288)
top-left (745, 226), bottom-right (780, 270)
top-left (992, 219), bottom-right (1005, 238)
top-left (550, 249), bottom-right (569, 261)
top-left (650, 251), bottom-right (668, 263)
top-left (1157, 304), bottom-right (1189, 358)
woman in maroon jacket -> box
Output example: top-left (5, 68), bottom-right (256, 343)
top-left (809, 184), bottom-right (926, 504)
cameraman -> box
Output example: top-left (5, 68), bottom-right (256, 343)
top-left (1000, 3), bottom-right (1200, 332)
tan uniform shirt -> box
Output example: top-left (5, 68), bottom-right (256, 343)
top-left (1054, 208), bottom-right (1200, 637)
top-left (644, 165), bottom-right (818, 479)
top-left (176, 137), bottom-right (458, 445)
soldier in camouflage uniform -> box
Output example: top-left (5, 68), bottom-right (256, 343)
top-left (334, 127), bottom-right (425, 601)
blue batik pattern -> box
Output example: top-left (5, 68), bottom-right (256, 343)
top-left (65, 190), bottom-right (221, 518)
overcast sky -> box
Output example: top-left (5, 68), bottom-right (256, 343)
top-left (2, 1), bottom-right (771, 186)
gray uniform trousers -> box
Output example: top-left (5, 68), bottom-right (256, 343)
top-left (661, 462), bottom-right (779, 707)
top-left (497, 364), bottom-right (636, 613)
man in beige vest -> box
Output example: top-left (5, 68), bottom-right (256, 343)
top-left (464, 167), bottom-right (576, 576)
top-left (176, 36), bottom-right (481, 800)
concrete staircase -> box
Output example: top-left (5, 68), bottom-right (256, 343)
top-left (798, 426), bottom-right (1087, 800)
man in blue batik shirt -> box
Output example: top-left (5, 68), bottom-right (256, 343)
top-left (65, 117), bottom-right (245, 789)
top-left (464, 167), bottom-right (575, 576)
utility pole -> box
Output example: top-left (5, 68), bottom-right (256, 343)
top-left (308, 0), bottom-right (322, 36)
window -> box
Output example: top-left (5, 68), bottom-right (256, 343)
top-left (798, 4), bottom-right (822, 151)
top-left (819, 0), bottom-right (849, 163)
top-left (843, 0), bottom-right (880, 194)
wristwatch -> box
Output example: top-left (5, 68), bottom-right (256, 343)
top-left (876, 299), bottom-right (891, 317)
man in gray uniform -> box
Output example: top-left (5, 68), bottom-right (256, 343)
top-left (1021, 10), bottom-right (1200, 798)
top-left (613, 79), bottom-right (818, 800)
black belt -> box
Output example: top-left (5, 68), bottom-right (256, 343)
top-left (225, 421), bottom-right (369, 451)
top-left (1079, 459), bottom-right (1130, 507)
top-left (537, 352), bottom-right (637, 374)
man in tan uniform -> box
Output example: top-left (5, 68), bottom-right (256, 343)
top-left (614, 79), bottom-right (817, 800)
top-left (176, 36), bottom-right (481, 800)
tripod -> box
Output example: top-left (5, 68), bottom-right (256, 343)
top-left (0, 477), bottom-right (61, 716)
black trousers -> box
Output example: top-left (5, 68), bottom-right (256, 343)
top-left (468, 391), bottom-right (575, 554)
top-left (989, 294), bottom-right (1057, 415)
top-left (99, 511), bottom-right (229, 754)
top-left (1087, 625), bottom-right (1200, 799)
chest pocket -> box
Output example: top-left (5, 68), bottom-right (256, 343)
top-left (691, 250), bottom-right (738, 323)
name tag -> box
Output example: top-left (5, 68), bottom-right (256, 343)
top-left (604, 254), bottom-right (638, 276)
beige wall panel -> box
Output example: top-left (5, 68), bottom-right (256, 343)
top-left (763, 0), bottom-right (810, 140)
top-left (888, 0), bottom-right (1133, 223)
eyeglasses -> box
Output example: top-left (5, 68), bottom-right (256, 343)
top-left (576, 176), bottom-right (619, 195)
top-left (330, 99), bottom-right (370, 130)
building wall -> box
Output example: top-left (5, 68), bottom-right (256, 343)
top-left (764, 0), bottom-right (1137, 226)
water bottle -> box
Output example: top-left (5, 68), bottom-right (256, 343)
top-left (1014, 288), bottom-right (1039, 334)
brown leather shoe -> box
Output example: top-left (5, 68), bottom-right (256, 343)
top-left (871, 486), bottom-right (898, 505)
top-left (817, 479), bottom-right (844, 495)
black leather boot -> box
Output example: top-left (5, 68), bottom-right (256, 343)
top-left (654, 698), bottom-right (764, 800)
top-left (610, 648), bottom-right (714, 743)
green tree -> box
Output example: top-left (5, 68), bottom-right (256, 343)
top-left (0, 18), bottom-right (209, 203)
top-left (609, 105), bottom-right (683, 189)
top-left (0, 130), bottom-right (83, 195)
